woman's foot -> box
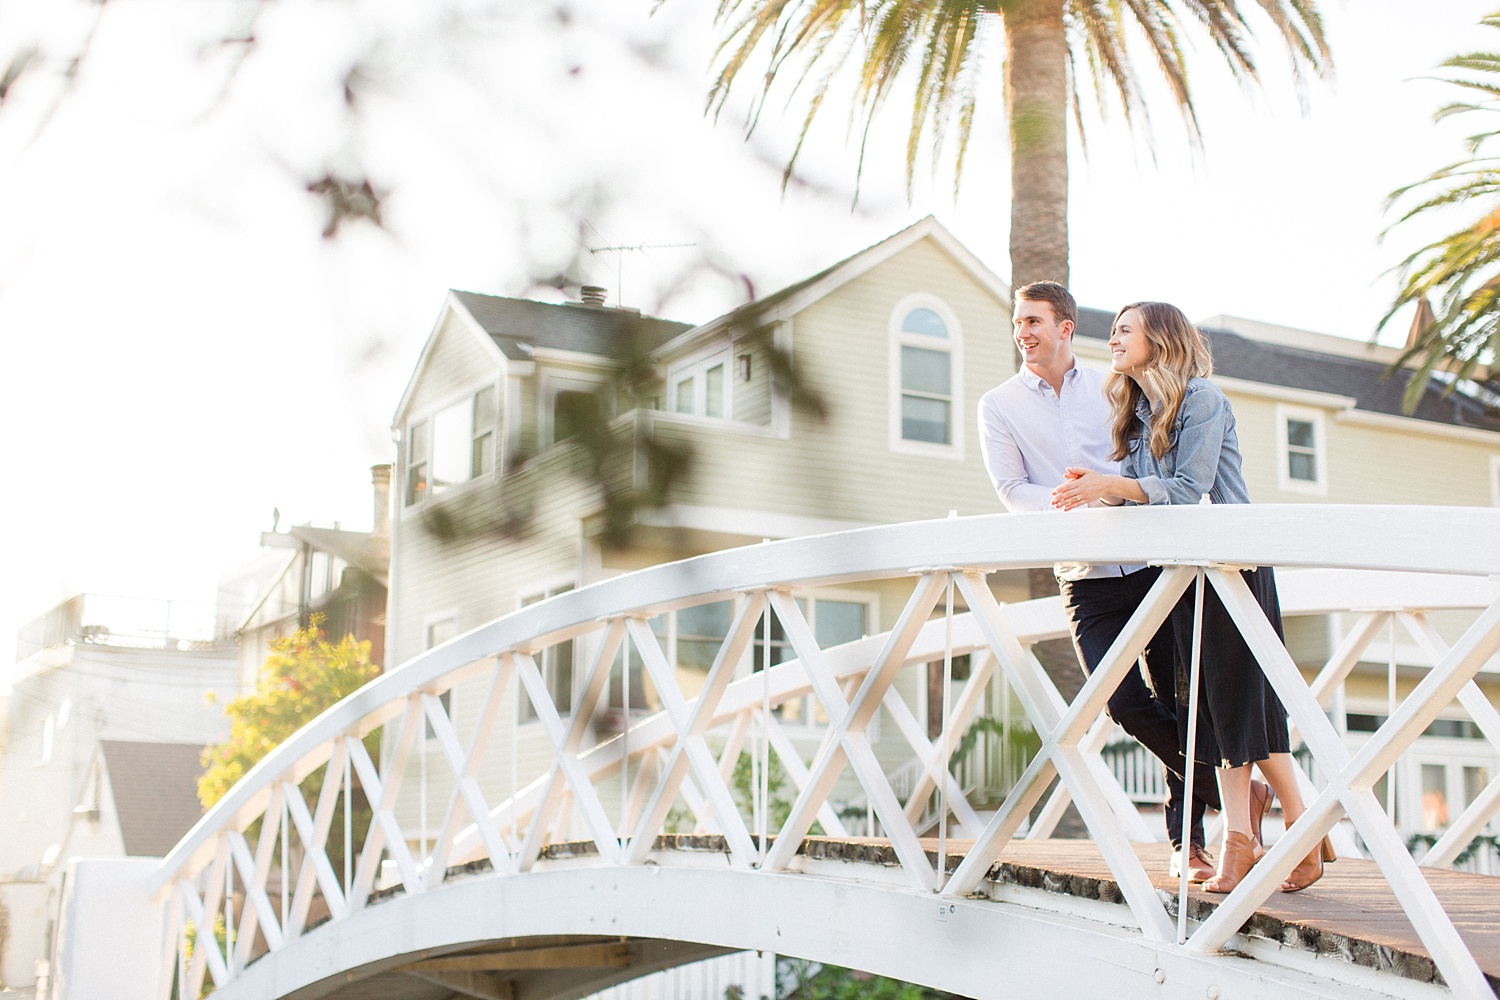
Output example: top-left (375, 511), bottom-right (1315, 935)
top-left (1281, 836), bottom-right (1335, 892)
top-left (1203, 831), bottom-right (1263, 894)
top-left (1249, 779), bottom-right (1274, 848)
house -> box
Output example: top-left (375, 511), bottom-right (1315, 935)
top-left (0, 598), bottom-right (238, 993)
top-left (234, 464), bottom-right (392, 689)
top-left (385, 218), bottom-right (1026, 837)
top-left (384, 217), bottom-right (1500, 857)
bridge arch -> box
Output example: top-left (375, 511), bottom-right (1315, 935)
top-left (113, 507), bottom-right (1500, 1000)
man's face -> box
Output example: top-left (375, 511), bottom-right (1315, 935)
top-left (1012, 297), bottom-right (1074, 369)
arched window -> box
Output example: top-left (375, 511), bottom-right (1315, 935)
top-left (889, 295), bottom-right (963, 457)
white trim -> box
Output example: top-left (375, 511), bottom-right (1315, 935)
top-left (1211, 374), bottom-right (1358, 412)
top-left (888, 292), bottom-right (964, 460)
top-left (633, 504), bottom-right (876, 540)
top-left (526, 347), bottom-right (620, 370)
top-left (539, 370), bottom-right (610, 449)
top-left (666, 346), bottom-right (734, 421)
top-left (643, 410), bottom-right (782, 438)
top-left (1275, 403), bottom-right (1328, 497)
top-left (1335, 407), bottom-right (1500, 446)
top-left (650, 216), bottom-right (1010, 361)
top-left (393, 293), bottom-right (511, 425)
top-left (399, 380), bottom-right (503, 516)
top-left (422, 610), bottom-right (460, 651)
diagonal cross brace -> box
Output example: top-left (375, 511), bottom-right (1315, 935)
top-left (1187, 571), bottom-right (1500, 1000)
top-left (516, 620), bottom-right (627, 868)
top-left (944, 566), bottom-right (1192, 901)
top-left (763, 576), bottom-right (949, 887)
top-left (625, 595), bottom-right (765, 866)
top-left (423, 672), bottom-right (516, 885)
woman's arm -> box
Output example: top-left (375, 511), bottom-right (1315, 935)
top-left (1051, 469), bottom-right (1148, 510)
top-left (1134, 386), bottom-right (1231, 505)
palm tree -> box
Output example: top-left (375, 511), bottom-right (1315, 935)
top-left (702, 0), bottom-right (1331, 288)
top-left (1383, 13), bottom-right (1500, 407)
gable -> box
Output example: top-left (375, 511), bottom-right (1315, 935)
top-left (400, 307), bottom-right (508, 422)
top-left (652, 216), bottom-right (1009, 363)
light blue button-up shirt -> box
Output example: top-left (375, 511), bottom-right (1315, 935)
top-left (978, 362), bottom-right (1139, 580)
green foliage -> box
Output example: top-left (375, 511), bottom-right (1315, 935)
top-left (198, 620), bottom-right (380, 808)
top-left (731, 749), bottom-right (796, 831)
top-left (780, 959), bottom-right (958, 1000)
top-left (693, 0), bottom-right (1330, 201)
top-left (420, 306), bottom-right (826, 551)
top-left (1382, 12), bottom-right (1500, 407)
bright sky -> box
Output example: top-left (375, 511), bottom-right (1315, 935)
top-left (0, 0), bottom-right (1493, 686)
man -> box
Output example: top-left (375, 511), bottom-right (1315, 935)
top-left (978, 281), bottom-right (1245, 880)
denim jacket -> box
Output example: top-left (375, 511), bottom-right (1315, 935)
top-left (1121, 378), bottom-right (1251, 506)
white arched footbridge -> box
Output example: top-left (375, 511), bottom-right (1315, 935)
top-left (69, 506), bottom-right (1500, 1000)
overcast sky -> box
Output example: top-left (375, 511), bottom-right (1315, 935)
top-left (1, 0), bottom-right (1493, 685)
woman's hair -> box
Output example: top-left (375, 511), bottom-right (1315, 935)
top-left (1107, 301), bottom-right (1214, 461)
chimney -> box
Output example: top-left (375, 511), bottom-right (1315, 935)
top-left (371, 463), bottom-right (391, 541)
top-left (580, 285), bottom-right (608, 307)
top-left (1406, 295), bottom-right (1435, 352)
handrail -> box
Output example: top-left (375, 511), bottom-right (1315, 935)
top-left (151, 505), bottom-right (1500, 1000)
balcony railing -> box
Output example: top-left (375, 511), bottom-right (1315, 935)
top-left (15, 594), bottom-right (225, 661)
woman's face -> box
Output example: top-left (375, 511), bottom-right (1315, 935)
top-left (1110, 308), bottom-right (1153, 375)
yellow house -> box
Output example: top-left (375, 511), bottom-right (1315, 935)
top-left (386, 217), bottom-right (1500, 847)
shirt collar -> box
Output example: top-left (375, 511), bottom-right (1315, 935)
top-left (1018, 360), bottom-right (1079, 394)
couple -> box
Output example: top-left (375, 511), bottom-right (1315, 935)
top-left (978, 282), bottom-right (1332, 893)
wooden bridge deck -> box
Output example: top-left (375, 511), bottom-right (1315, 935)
top-left (792, 837), bottom-right (1500, 992)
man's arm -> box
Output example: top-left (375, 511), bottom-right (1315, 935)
top-left (978, 395), bottom-right (1053, 512)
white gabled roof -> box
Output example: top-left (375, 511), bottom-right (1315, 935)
top-left (652, 215), bottom-right (1010, 359)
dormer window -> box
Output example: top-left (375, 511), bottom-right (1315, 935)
top-left (889, 295), bottom-right (963, 458)
top-left (668, 349), bottom-right (732, 420)
top-left (405, 384), bottom-right (499, 506)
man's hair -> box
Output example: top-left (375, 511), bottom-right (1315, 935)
top-left (1014, 281), bottom-right (1077, 327)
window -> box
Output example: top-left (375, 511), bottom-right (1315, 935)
top-left (668, 349), bottom-right (732, 419)
top-left (752, 595), bottom-right (871, 726)
top-left (424, 615), bottom-right (457, 734)
top-left (889, 296), bottom-right (963, 457)
top-left (553, 390), bottom-right (599, 444)
top-left (404, 384), bottom-right (499, 506)
top-left (541, 373), bottom-right (608, 448)
top-left (599, 593), bottom-right (872, 728)
top-left (521, 587), bottom-right (575, 718)
top-left (1275, 405), bottom-right (1327, 495)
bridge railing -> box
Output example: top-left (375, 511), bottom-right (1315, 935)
top-left (152, 505), bottom-right (1500, 1000)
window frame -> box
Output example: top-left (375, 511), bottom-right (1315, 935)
top-left (888, 293), bottom-right (964, 460)
top-left (666, 345), bottom-right (735, 421)
top-left (540, 371), bottom-right (610, 449)
top-left (743, 587), bottom-right (879, 734)
top-left (519, 582), bottom-right (578, 720)
top-left (1275, 403), bottom-right (1328, 496)
top-left (401, 381), bottom-right (502, 510)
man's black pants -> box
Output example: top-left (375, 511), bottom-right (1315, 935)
top-left (1059, 566), bottom-right (1221, 848)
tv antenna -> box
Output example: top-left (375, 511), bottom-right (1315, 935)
top-left (586, 240), bottom-right (696, 308)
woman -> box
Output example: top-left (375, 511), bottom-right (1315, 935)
top-left (1050, 301), bottom-right (1332, 893)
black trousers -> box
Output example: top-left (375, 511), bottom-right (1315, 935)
top-left (1170, 566), bottom-right (1291, 768)
top-left (1060, 566), bottom-right (1221, 848)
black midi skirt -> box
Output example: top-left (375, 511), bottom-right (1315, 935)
top-left (1169, 566), bottom-right (1291, 769)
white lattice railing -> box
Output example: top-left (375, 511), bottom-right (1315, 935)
top-left (152, 506), bottom-right (1500, 1000)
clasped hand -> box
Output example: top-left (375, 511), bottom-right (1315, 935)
top-left (1051, 467), bottom-right (1114, 511)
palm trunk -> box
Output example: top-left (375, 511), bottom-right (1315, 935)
top-left (1003, 0), bottom-right (1069, 289)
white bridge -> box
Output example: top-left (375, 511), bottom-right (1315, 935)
top-left (75, 506), bottom-right (1500, 1000)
